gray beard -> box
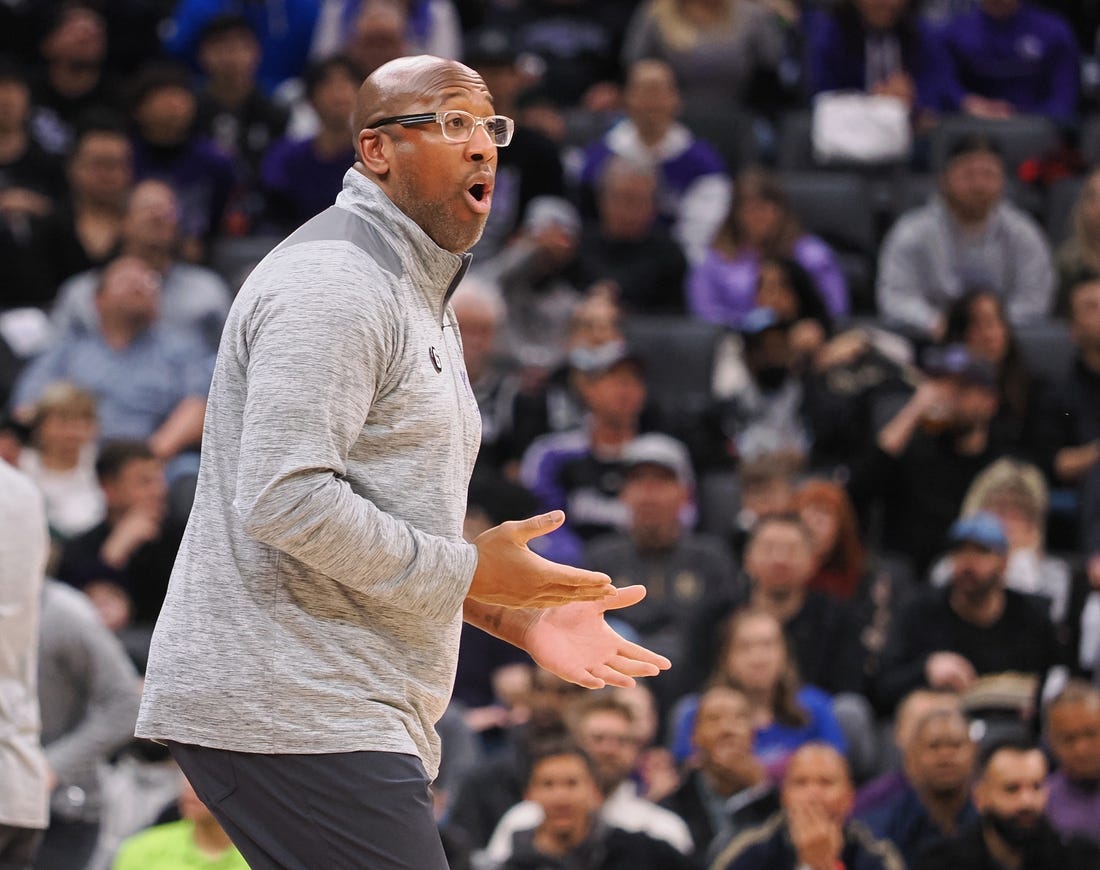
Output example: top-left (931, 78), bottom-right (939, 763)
top-left (392, 178), bottom-right (486, 254)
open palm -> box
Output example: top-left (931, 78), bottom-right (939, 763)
top-left (523, 585), bottom-right (672, 689)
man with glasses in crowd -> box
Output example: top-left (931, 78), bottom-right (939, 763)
top-left (134, 55), bottom-right (669, 870)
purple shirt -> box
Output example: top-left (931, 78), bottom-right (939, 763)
top-left (1047, 770), bottom-right (1100, 845)
top-left (940, 3), bottom-right (1079, 120)
top-left (261, 137), bottom-right (357, 231)
top-left (687, 234), bottom-right (849, 327)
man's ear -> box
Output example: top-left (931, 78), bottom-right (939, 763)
top-left (358, 129), bottom-right (390, 175)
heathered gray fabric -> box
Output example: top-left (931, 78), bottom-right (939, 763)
top-left (136, 169), bottom-right (482, 777)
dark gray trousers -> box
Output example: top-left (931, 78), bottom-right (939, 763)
top-left (167, 742), bottom-right (449, 870)
top-left (0, 824), bottom-right (41, 870)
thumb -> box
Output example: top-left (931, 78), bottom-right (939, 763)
top-left (602, 584), bottom-right (646, 611)
top-left (509, 510), bottom-right (566, 544)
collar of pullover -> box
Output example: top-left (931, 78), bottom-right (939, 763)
top-left (335, 167), bottom-right (471, 322)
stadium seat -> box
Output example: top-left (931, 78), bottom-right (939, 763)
top-left (681, 98), bottom-right (760, 173)
top-left (928, 115), bottom-right (1060, 172)
top-left (1045, 175), bottom-right (1085, 247)
top-left (1014, 318), bottom-right (1074, 386)
top-left (781, 171), bottom-right (878, 310)
top-left (622, 315), bottom-right (724, 421)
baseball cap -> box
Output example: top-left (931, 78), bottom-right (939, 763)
top-left (623, 433), bottom-right (694, 487)
top-left (947, 512), bottom-right (1008, 554)
top-left (568, 340), bottom-right (642, 377)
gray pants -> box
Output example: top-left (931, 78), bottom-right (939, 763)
top-left (168, 742), bottom-right (449, 870)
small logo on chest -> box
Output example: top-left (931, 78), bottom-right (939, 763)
top-left (429, 346), bottom-right (443, 373)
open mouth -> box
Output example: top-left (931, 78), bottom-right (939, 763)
top-left (464, 181), bottom-right (492, 214)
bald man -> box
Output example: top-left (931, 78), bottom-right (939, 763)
top-left (135, 56), bottom-right (669, 869)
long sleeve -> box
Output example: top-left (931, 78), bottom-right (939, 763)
top-left (39, 584), bottom-right (140, 788)
top-left (1004, 211), bottom-right (1055, 326)
top-left (875, 214), bottom-right (940, 335)
top-left (233, 276), bottom-right (476, 624)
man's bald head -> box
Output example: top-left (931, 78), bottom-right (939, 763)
top-left (353, 55), bottom-right (492, 146)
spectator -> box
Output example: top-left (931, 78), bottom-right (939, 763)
top-left (12, 115), bottom-right (134, 308)
top-left (621, 0), bottom-right (785, 113)
top-left (310, 0), bottom-right (461, 66)
top-left (474, 196), bottom-right (585, 370)
top-left (794, 478), bottom-right (915, 687)
top-left (578, 58), bottom-right (731, 266)
top-left (585, 433), bottom-right (736, 710)
top-left (914, 740), bottom-right (1100, 869)
top-left (754, 256), bottom-right (833, 372)
top-left (853, 689), bottom-right (964, 815)
top-left (11, 256), bottom-right (213, 473)
top-left (449, 669), bottom-right (586, 851)
top-left (30, 3), bottom-right (117, 155)
top-left (696, 513), bottom-right (867, 700)
top-left (940, 0), bottom-right (1079, 121)
top-left (499, 740), bottom-right (695, 870)
top-left (1037, 278), bottom-right (1100, 562)
top-left (857, 707), bottom-right (978, 865)
top-left (710, 308), bottom-right (813, 464)
top-left (450, 276), bottom-right (522, 475)
top-left (661, 685), bottom-right (779, 866)
top-left (519, 341), bottom-right (662, 563)
top-left (574, 156), bottom-right (689, 315)
top-left (727, 451), bottom-right (801, 557)
top-left (942, 290), bottom-right (1041, 455)
top-left (1055, 167), bottom-right (1100, 318)
top-left (807, 0), bottom-right (961, 117)
top-left (194, 13), bottom-right (289, 221)
top-left (34, 579), bottom-right (141, 870)
top-left (129, 62), bottom-right (237, 261)
top-left (261, 55), bottom-right (359, 232)
top-left (1043, 681), bottom-right (1100, 845)
top-left (17, 382), bottom-right (104, 539)
top-left (111, 773), bottom-right (247, 869)
top-left (55, 440), bottom-right (184, 638)
top-left (484, 695), bottom-right (694, 863)
top-left (876, 135), bottom-right (1054, 340)
top-left (689, 168), bottom-right (849, 328)
top-left (672, 607), bottom-right (849, 776)
top-left (876, 513), bottom-right (1063, 717)
top-left (0, 463), bottom-right (50, 870)
top-left (50, 179), bottom-right (233, 355)
top-left (163, 0), bottom-right (320, 95)
top-left (490, 0), bottom-right (634, 112)
top-left (507, 290), bottom-right (632, 458)
top-left (848, 343), bottom-right (1007, 576)
top-left (0, 57), bottom-right (66, 238)
top-left (710, 743), bottom-right (904, 870)
top-left (463, 28), bottom-right (566, 260)
top-left (930, 458), bottom-right (1074, 628)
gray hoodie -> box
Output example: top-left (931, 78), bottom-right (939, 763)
top-left (136, 169), bottom-right (481, 777)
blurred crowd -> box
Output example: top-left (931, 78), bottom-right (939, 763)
top-left (3, 0), bottom-right (1100, 868)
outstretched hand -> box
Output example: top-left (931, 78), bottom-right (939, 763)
top-left (468, 511), bottom-right (615, 608)
top-left (521, 585), bottom-right (672, 689)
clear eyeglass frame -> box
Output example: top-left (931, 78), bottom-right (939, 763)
top-left (367, 110), bottom-right (514, 146)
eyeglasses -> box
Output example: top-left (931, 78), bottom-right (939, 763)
top-left (368, 110), bottom-right (514, 146)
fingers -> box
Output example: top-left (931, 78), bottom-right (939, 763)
top-left (587, 664), bottom-right (635, 689)
top-left (600, 584), bottom-right (647, 610)
top-left (605, 654), bottom-right (661, 678)
top-left (505, 511), bottom-right (565, 544)
top-left (616, 639), bottom-right (672, 671)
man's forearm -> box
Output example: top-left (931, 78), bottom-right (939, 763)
top-left (462, 599), bottom-right (540, 651)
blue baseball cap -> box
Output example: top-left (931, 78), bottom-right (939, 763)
top-left (947, 512), bottom-right (1008, 554)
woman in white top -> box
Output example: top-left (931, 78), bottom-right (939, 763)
top-left (18, 382), bottom-right (104, 539)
